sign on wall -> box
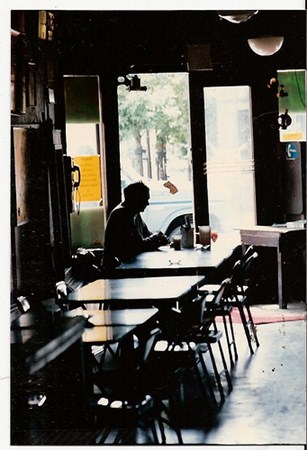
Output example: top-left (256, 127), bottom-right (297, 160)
top-left (278, 69), bottom-right (306, 142)
top-left (73, 155), bottom-right (102, 202)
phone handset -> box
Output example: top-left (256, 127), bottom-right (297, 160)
top-left (72, 164), bottom-right (81, 190)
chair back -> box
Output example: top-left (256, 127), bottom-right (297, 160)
top-left (242, 245), bottom-right (256, 262)
top-left (229, 251), bottom-right (258, 302)
top-left (16, 295), bottom-right (31, 314)
top-left (232, 251), bottom-right (258, 285)
top-left (141, 327), bottom-right (162, 366)
top-left (211, 279), bottom-right (229, 305)
top-left (202, 278), bottom-right (230, 321)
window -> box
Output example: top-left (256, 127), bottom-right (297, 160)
top-left (278, 69), bottom-right (306, 143)
top-left (118, 73), bottom-right (193, 237)
top-left (64, 76), bottom-right (102, 210)
top-left (64, 75), bottom-right (105, 250)
top-left (204, 86), bottom-right (256, 233)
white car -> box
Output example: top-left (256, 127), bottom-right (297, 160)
top-left (141, 180), bottom-right (194, 237)
top-left (121, 166), bottom-right (224, 237)
top-left (121, 168), bottom-right (192, 237)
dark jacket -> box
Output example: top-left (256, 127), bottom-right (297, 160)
top-left (102, 203), bottom-right (164, 270)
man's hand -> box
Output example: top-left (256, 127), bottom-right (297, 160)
top-left (156, 231), bottom-right (169, 246)
top-left (151, 231), bottom-right (169, 247)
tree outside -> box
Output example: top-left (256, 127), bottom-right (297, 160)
top-left (118, 73), bottom-right (191, 185)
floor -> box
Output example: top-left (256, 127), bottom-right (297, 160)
top-left (178, 318), bottom-right (306, 445)
top-left (8, 302), bottom-right (306, 447)
top-left (135, 301), bottom-right (307, 446)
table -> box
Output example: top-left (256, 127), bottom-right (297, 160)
top-left (11, 313), bottom-right (86, 374)
top-left (115, 232), bottom-right (241, 277)
top-left (65, 308), bottom-right (160, 400)
top-left (65, 307), bottom-right (159, 326)
top-left (64, 307), bottom-right (159, 344)
top-left (240, 226), bottom-right (306, 309)
top-left (11, 313), bottom-right (88, 433)
top-left (67, 275), bottom-right (205, 309)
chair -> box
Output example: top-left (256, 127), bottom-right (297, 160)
top-left (150, 288), bottom-right (233, 417)
top-left (199, 279), bottom-right (238, 369)
top-left (199, 246), bottom-right (260, 356)
top-left (227, 250), bottom-right (260, 354)
top-left (188, 281), bottom-right (233, 400)
top-left (149, 307), bottom-right (218, 408)
top-left (87, 326), bottom-right (182, 444)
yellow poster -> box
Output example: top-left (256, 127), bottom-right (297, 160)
top-left (73, 155), bottom-right (102, 202)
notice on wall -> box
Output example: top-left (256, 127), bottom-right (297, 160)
top-left (73, 155), bottom-right (102, 202)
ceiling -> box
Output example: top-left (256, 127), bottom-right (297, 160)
top-left (53, 10), bottom-right (306, 76)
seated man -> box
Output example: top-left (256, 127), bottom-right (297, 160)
top-left (102, 181), bottom-right (168, 270)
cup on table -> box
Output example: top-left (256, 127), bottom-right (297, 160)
top-left (198, 225), bottom-right (211, 248)
top-left (172, 235), bottom-right (182, 250)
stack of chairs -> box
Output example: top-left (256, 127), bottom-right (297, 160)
top-left (149, 286), bottom-right (233, 421)
top-left (198, 246), bottom-right (260, 358)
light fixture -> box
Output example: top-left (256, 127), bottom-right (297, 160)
top-left (278, 109), bottom-right (292, 130)
top-left (247, 36), bottom-right (284, 56)
top-left (117, 75), bottom-right (147, 91)
top-left (218, 10), bottom-right (258, 24)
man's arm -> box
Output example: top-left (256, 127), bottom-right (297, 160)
top-left (103, 207), bottom-right (168, 267)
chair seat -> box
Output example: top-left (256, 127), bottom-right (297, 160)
top-left (198, 284), bottom-right (221, 294)
top-left (193, 329), bottom-right (223, 343)
top-left (88, 393), bottom-right (163, 445)
top-left (89, 393), bottom-right (154, 412)
top-left (204, 297), bottom-right (233, 315)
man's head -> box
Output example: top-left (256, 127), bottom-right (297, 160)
top-left (123, 181), bottom-right (150, 213)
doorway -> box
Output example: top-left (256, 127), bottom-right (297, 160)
top-left (118, 72), bottom-right (193, 237)
top-left (204, 85), bottom-right (257, 234)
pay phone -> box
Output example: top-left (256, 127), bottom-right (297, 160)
top-left (281, 142), bottom-right (303, 219)
top-left (63, 155), bottom-right (81, 213)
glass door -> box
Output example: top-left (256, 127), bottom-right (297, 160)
top-left (204, 86), bottom-right (256, 234)
top-left (118, 73), bottom-right (193, 237)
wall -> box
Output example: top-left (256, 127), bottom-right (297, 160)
top-left (11, 12), bottom-right (69, 303)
